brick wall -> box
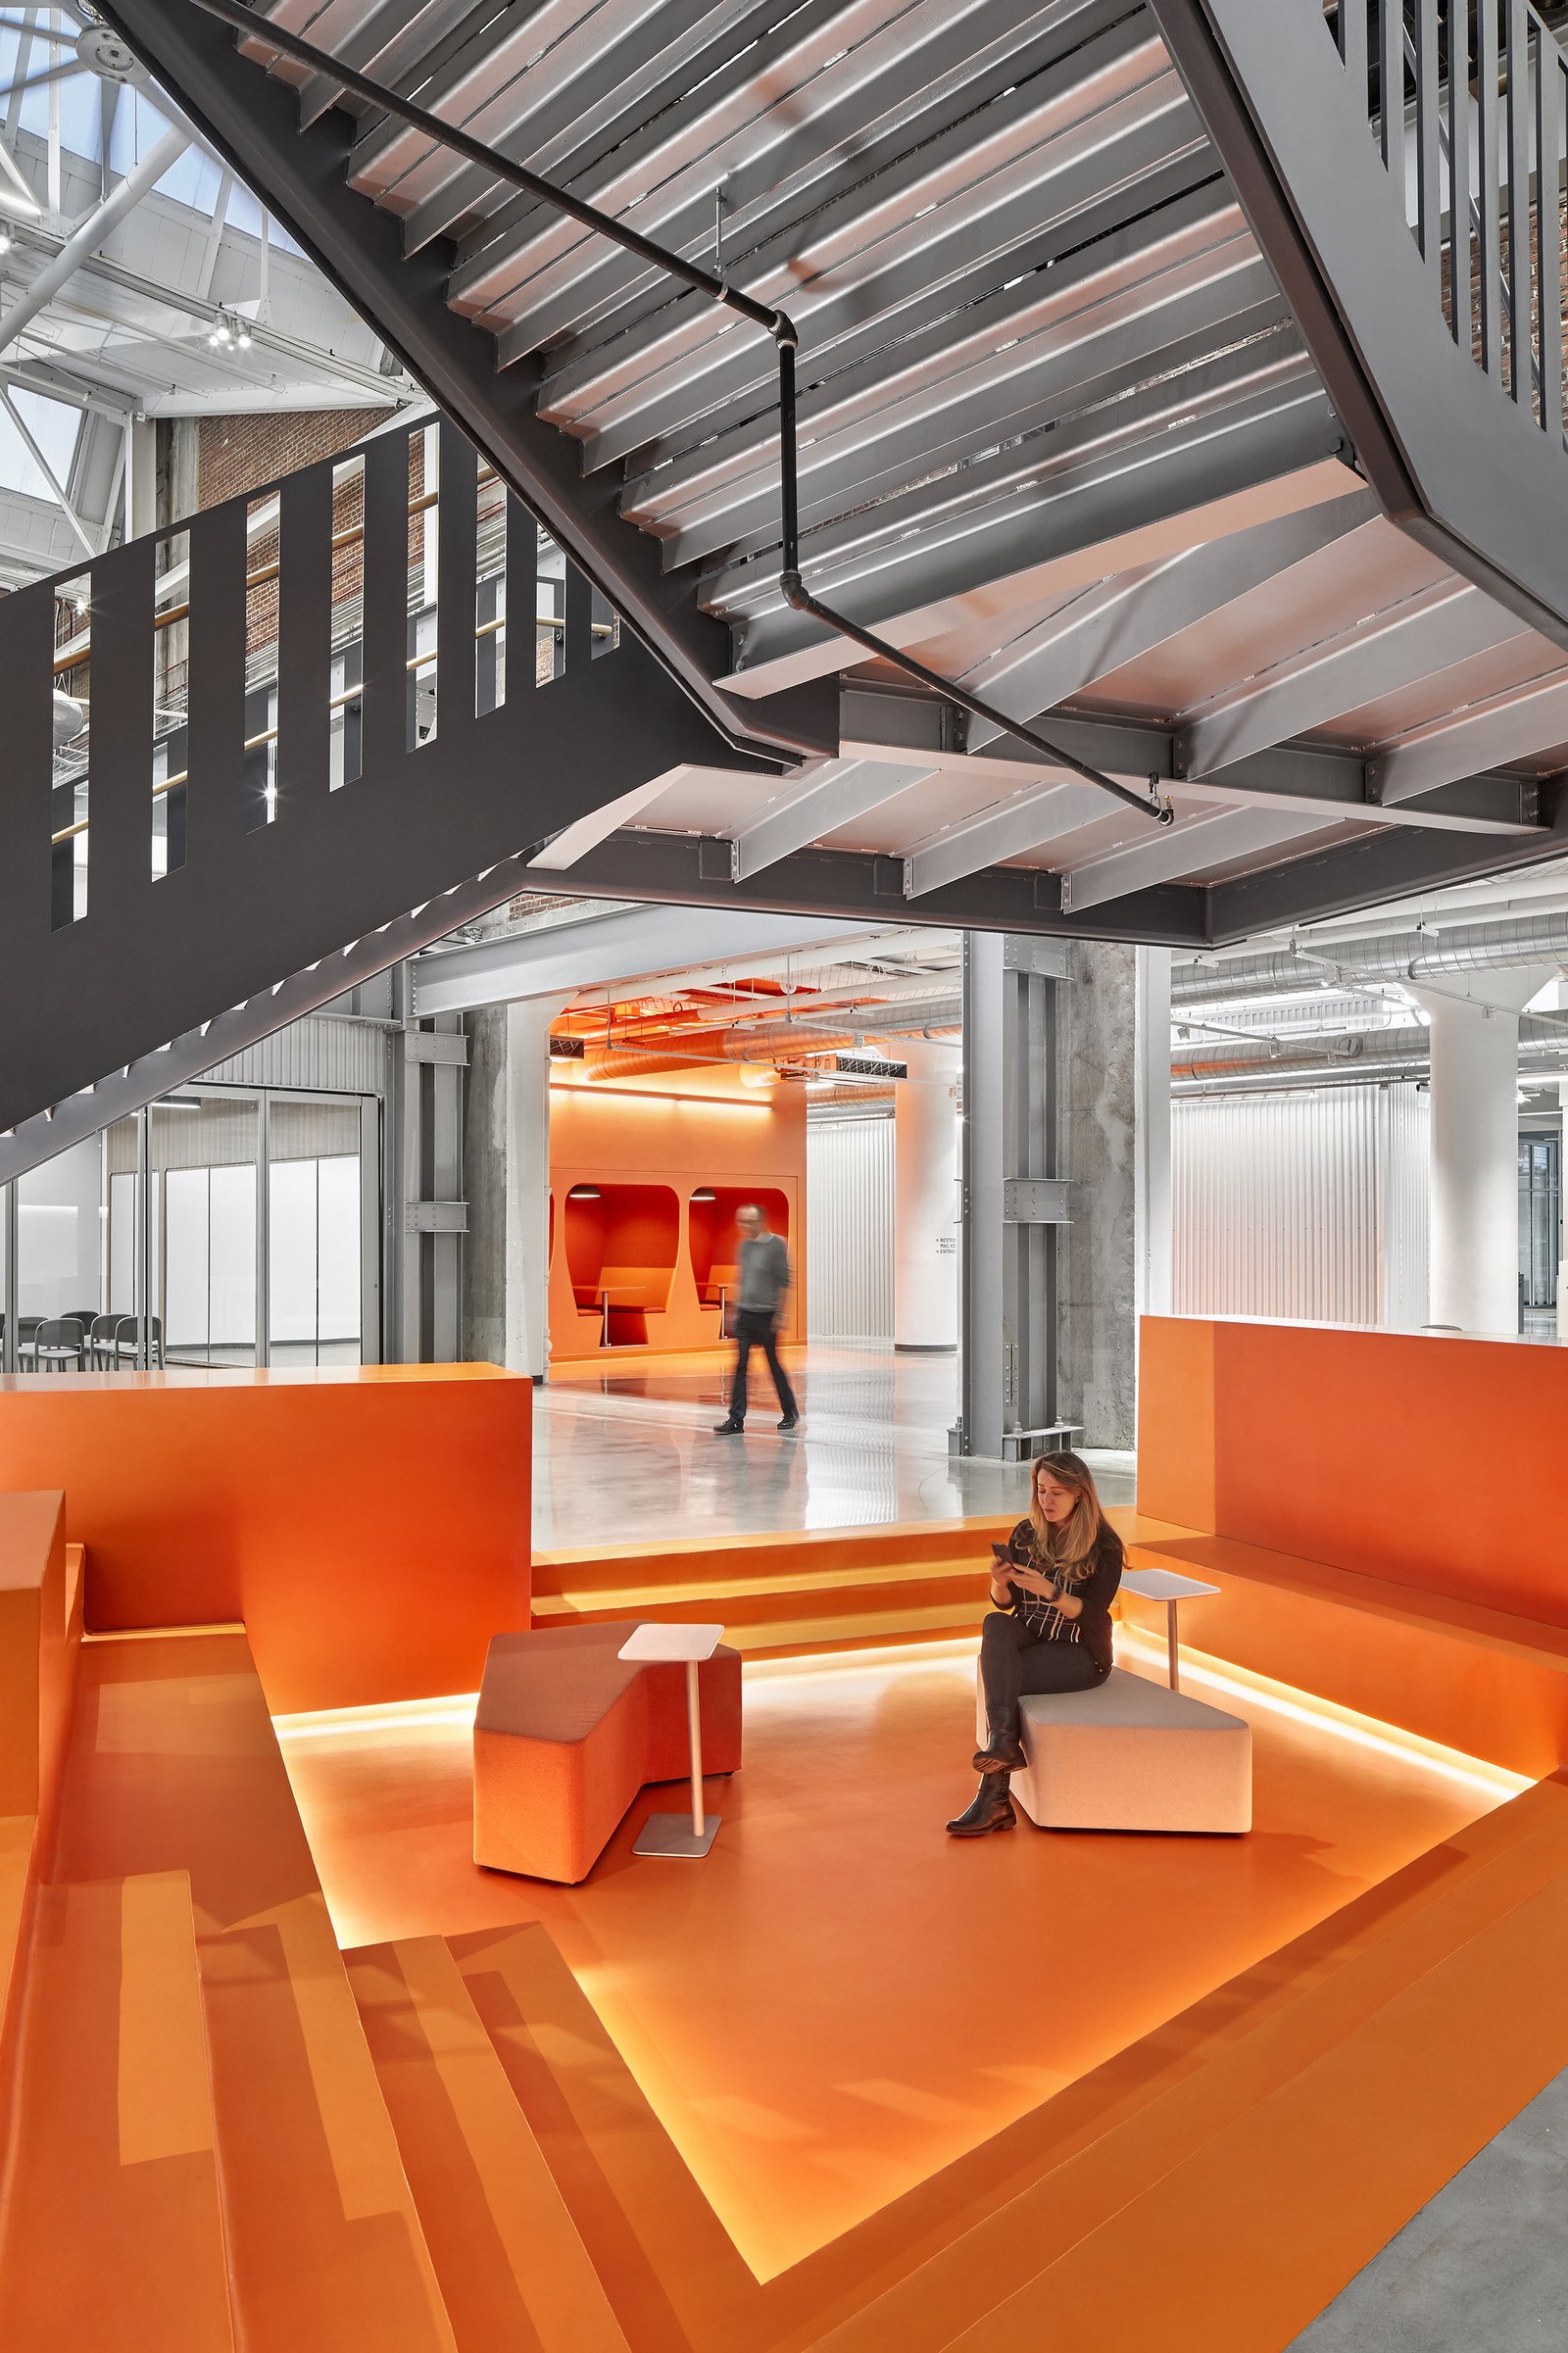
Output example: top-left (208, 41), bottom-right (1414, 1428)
top-left (198, 409), bottom-right (382, 511)
top-left (198, 410), bottom-right (400, 663)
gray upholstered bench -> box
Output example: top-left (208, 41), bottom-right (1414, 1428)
top-left (974, 1664), bottom-right (1251, 1834)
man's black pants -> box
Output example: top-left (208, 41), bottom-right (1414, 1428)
top-left (729, 1307), bottom-right (798, 1425)
top-left (978, 1608), bottom-right (1104, 1740)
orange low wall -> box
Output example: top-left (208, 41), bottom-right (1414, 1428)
top-left (1139, 1317), bottom-right (1568, 1629)
top-left (0, 1366), bottom-right (530, 1714)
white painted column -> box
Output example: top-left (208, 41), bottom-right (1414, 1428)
top-left (1410, 969), bottom-right (1550, 1335)
top-left (505, 995), bottom-right (569, 1378)
top-left (894, 1040), bottom-right (959, 1350)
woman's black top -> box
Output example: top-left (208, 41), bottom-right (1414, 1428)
top-left (1000, 1518), bottom-right (1124, 1674)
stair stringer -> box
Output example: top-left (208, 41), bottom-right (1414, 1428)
top-left (1149, 0), bottom-right (1568, 657)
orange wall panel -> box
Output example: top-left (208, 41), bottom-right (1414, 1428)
top-left (0, 1365), bottom-right (530, 1712)
top-left (1139, 1317), bottom-right (1568, 1627)
top-left (0, 1492), bottom-right (69, 1831)
top-left (548, 1073), bottom-right (807, 1362)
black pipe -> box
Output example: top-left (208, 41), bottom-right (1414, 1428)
top-left (180, 0), bottom-right (1168, 826)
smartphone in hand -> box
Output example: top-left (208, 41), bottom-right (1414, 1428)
top-left (990, 1542), bottom-right (1013, 1565)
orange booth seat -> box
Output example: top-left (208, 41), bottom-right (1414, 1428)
top-left (473, 1622), bottom-right (742, 1884)
top-left (1133, 1316), bottom-right (1568, 1777)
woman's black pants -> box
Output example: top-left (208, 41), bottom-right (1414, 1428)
top-left (979, 1610), bottom-right (1105, 1740)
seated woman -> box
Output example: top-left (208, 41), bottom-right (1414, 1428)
top-left (947, 1449), bottom-right (1124, 1838)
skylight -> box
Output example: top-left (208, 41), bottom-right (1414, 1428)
top-left (0, 385), bottom-right (80, 501)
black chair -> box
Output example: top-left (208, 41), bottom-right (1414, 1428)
top-left (14, 1316), bottom-right (45, 1369)
top-left (31, 1316), bottom-right (87, 1372)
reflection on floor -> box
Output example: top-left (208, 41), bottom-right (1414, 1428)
top-left (277, 1636), bottom-right (1522, 2282)
top-left (534, 1343), bottom-right (1134, 1546)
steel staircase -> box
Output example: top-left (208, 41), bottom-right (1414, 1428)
top-left (0, 412), bottom-right (767, 1173)
top-left (11, 0), bottom-right (1568, 1172)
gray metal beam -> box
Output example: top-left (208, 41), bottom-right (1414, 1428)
top-left (522, 828), bottom-right (1210, 944)
top-left (1205, 782), bottom-right (1568, 942)
top-left (843, 687), bottom-right (1542, 836)
top-left (1370, 676), bottom-right (1568, 807)
top-left (906, 782), bottom-right (1110, 899)
top-left (411, 904), bottom-right (899, 1017)
top-left (1060, 804), bottom-right (1324, 912)
top-left (961, 489), bottom-right (1379, 746)
top-left (729, 758), bottom-right (934, 882)
top-left (1178, 582), bottom-right (1532, 779)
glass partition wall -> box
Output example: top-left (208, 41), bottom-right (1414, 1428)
top-left (1, 1085), bottom-right (379, 1373)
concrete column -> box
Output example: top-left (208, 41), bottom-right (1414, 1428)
top-left (1410, 969), bottom-right (1550, 1335)
top-left (1058, 940), bottom-right (1139, 1449)
top-left (894, 1039), bottom-right (958, 1349)
top-left (464, 993), bottom-right (569, 1376)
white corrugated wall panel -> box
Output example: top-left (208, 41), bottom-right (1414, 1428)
top-left (200, 1016), bottom-right (391, 1095)
top-left (808, 1115), bottom-right (894, 1341)
top-left (1173, 1083), bottom-right (1429, 1327)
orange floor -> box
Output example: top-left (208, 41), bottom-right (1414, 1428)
top-left (277, 1636), bottom-right (1522, 2281)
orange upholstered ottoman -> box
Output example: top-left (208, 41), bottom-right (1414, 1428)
top-left (472, 1622), bottom-right (742, 1884)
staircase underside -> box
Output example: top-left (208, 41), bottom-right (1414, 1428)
top-left (96, 0), bottom-right (1568, 956)
top-left (11, 0), bottom-right (1560, 1173)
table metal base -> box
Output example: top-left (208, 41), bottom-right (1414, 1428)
top-left (633, 1812), bottom-right (720, 1859)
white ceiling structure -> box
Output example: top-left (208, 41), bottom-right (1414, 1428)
top-left (0, 2), bottom-right (416, 585)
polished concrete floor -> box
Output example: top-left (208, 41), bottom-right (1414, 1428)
top-left (533, 1343), bottom-right (1134, 1546)
top-left (1291, 2064), bottom-right (1568, 2350)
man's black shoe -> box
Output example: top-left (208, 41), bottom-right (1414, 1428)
top-left (712, 1419), bottom-right (745, 1435)
top-left (778, 1414), bottom-right (801, 1432)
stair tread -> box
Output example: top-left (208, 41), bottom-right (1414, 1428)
top-left (449, 1920), bottom-right (756, 2353)
top-left (931, 1794), bottom-right (1568, 2353)
top-left (347, 1935), bottom-right (629, 2353)
top-left (536, 1551), bottom-right (992, 1610)
top-left (49, 1631), bottom-right (458, 2353)
top-left (0, 1870), bottom-right (234, 2353)
top-left (792, 1776), bottom-right (1568, 2352)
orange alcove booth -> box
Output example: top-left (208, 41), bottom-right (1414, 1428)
top-left (547, 1074), bottom-right (805, 1362)
top-left (688, 1185), bottom-right (790, 1319)
top-left (563, 1182), bottom-right (679, 1346)
top-left (0, 1364), bottom-right (531, 1714)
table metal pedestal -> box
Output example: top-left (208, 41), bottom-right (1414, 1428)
top-left (618, 1622), bottom-right (725, 1857)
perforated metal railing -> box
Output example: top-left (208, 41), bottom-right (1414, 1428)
top-left (0, 405), bottom-right (719, 1148)
top-left (1329, 0), bottom-right (1568, 442)
top-left (45, 420), bottom-right (611, 917)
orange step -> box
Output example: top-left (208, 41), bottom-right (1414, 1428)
top-left (449, 1921), bottom-right (757, 2353)
top-left (0, 1871), bottom-right (234, 2353)
top-left (48, 1630), bottom-right (458, 2353)
top-left (800, 1776), bottom-right (1568, 2353)
top-left (347, 1936), bottom-right (629, 2353)
top-left (534, 1514), bottom-right (1016, 1657)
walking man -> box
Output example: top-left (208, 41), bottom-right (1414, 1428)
top-left (713, 1203), bottom-right (800, 1435)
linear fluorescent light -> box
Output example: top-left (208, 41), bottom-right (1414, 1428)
top-left (550, 1079), bottom-right (768, 1109)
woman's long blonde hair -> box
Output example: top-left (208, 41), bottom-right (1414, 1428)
top-left (1027, 1450), bottom-right (1103, 1584)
